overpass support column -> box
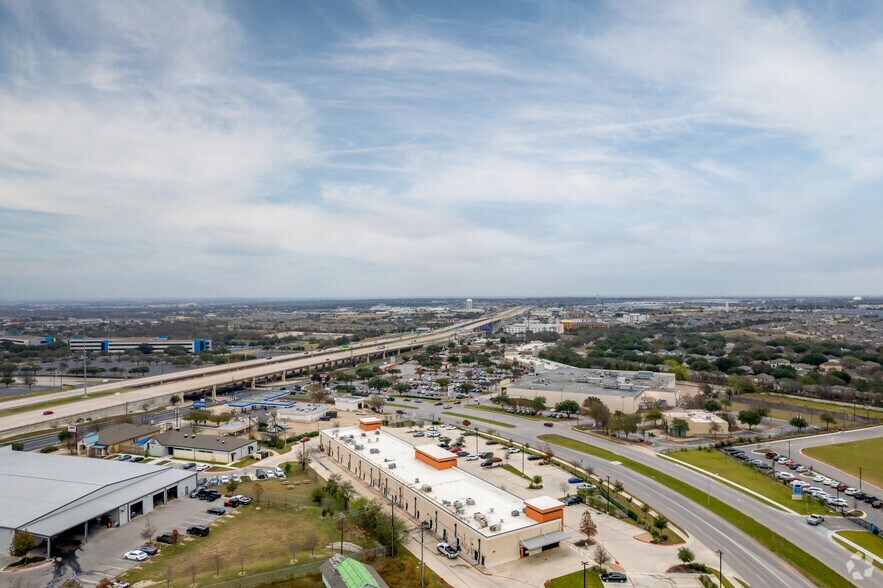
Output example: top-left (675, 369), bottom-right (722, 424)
top-left (281, 371), bottom-right (286, 383)
top-left (211, 385), bottom-right (218, 400)
top-left (250, 377), bottom-right (256, 389)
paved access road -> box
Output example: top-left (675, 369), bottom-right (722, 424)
top-left (401, 402), bottom-right (879, 587)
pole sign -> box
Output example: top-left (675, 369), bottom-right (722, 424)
top-left (68, 425), bottom-right (77, 433)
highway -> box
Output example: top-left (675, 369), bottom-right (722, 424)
top-left (0, 307), bottom-right (526, 439)
top-left (399, 401), bottom-right (878, 587)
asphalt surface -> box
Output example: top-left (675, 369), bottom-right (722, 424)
top-left (399, 401), bottom-right (882, 587)
top-left (0, 307), bottom-right (526, 437)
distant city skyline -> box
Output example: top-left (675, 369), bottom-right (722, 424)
top-left (2, 1), bottom-right (882, 299)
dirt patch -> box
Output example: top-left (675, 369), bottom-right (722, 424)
top-left (633, 532), bottom-right (656, 544)
top-left (3, 557), bottom-right (52, 572)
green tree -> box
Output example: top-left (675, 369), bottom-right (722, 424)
top-left (669, 417), bottom-right (689, 437)
top-left (530, 396), bottom-right (547, 412)
top-left (789, 416), bottom-right (808, 432)
top-left (554, 400), bottom-right (580, 415)
top-left (737, 410), bottom-right (762, 430)
top-left (820, 413), bottom-right (836, 430)
top-left (644, 408), bottom-right (663, 427)
top-left (9, 530), bottom-right (36, 556)
top-left (678, 547), bottom-right (695, 565)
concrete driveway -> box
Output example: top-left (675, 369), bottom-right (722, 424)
top-left (6, 495), bottom-right (221, 587)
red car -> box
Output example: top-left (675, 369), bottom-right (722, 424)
top-left (43, 410), bottom-right (54, 415)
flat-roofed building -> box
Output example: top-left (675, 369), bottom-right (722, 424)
top-left (320, 425), bottom-right (568, 567)
top-left (0, 447), bottom-right (195, 556)
top-left (663, 410), bottom-right (730, 438)
top-left (505, 367), bottom-right (678, 413)
top-left (0, 335), bottom-right (54, 346)
top-left (68, 337), bottom-right (211, 354)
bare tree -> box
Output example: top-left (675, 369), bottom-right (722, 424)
top-left (593, 545), bottom-right (612, 572)
top-left (254, 483), bottom-right (265, 504)
top-left (140, 516), bottom-right (156, 543)
top-left (580, 510), bottom-right (598, 545)
top-left (214, 551), bottom-right (222, 577)
top-left (164, 566), bottom-right (173, 588)
top-left (288, 536), bottom-right (299, 563)
top-left (190, 563), bottom-right (197, 587)
top-left (304, 532), bottom-right (319, 555)
top-left (297, 443), bottom-right (312, 472)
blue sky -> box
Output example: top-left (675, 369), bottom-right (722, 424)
top-left (1, 0), bottom-right (882, 299)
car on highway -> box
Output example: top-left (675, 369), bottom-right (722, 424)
top-left (807, 514), bottom-right (824, 525)
top-left (600, 572), bottom-right (628, 583)
top-left (124, 550), bottom-right (148, 561)
top-left (43, 410), bottom-right (54, 415)
top-left (437, 542), bottom-right (458, 559)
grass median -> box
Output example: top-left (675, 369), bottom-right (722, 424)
top-left (803, 437), bottom-right (883, 488)
top-left (538, 434), bottom-right (852, 588)
top-left (665, 449), bottom-right (829, 515)
top-left (547, 568), bottom-right (604, 587)
top-left (441, 412), bottom-right (515, 428)
top-left (832, 531), bottom-right (883, 570)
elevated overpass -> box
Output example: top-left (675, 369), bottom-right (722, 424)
top-left (0, 306), bottom-right (527, 439)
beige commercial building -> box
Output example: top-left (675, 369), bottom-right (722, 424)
top-left (320, 425), bottom-right (568, 568)
top-left (663, 410), bottom-right (729, 437)
top-left (505, 367), bottom-right (679, 414)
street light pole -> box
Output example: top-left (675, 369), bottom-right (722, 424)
top-left (717, 550), bottom-right (723, 586)
top-left (582, 561), bottom-right (589, 588)
top-left (420, 523), bottom-right (425, 588)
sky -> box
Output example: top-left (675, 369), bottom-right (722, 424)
top-left (1, 0), bottom-right (882, 300)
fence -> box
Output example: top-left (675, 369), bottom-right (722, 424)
top-left (737, 396), bottom-right (880, 425)
top-left (200, 547), bottom-right (388, 588)
top-left (844, 513), bottom-right (882, 537)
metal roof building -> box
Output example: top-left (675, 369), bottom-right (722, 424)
top-left (319, 554), bottom-right (389, 588)
top-left (0, 447), bottom-right (196, 556)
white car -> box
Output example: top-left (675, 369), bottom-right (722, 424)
top-left (428, 432), bottom-right (440, 438)
top-left (844, 487), bottom-right (858, 496)
top-left (355, 411), bottom-right (366, 415)
top-left (812, 475), bottom-right (825, 483)
top-left (822, 477), bottom-right (833, 485)
top-left (790, 480), bottom-right (808, 488)
top-left (466, 455), bottom-right (479, 461)
top-left (507, 448), bottom-right (521, 454)
top-left (805, 487), bottom-right (823, 495)
top-left (827, 480), bottom-right (840, 487)
top-left (220, 475), bottom-right (230, 484)
top-left (437, 542), bottom-right (458, 559)
top-left (828, 498), bottom-right (848, 508)
top-left (232, 474), bottom-right (242, 483)
top-left (196, 464), bottom-right (210, 471)
top-left (577, 483), bottom-right (597, 490)
top-left (274, 468), bottom-right (285, 477)
top-left (265, 471), bottom-right (275, 478)
top-left (124, 550), bottom-right (148, 561)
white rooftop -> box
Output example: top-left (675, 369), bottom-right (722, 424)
top-left (329, 426), bottom-right (543, 537)
top-left (525, 496), bottom-right (564, 511)
top-left (414, 443), bottom-right (457, 461)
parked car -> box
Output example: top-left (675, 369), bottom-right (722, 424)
top-left (527, 455), bottom-right (542, 461)
top-left (118, 455), bottom-right (132, 461)
top-left (138, 545), bottom-right (158, 556)
top-left (196, 464), bottom-right (210, 471)
top-left (232, 474), bottom-right (242, 483)
top-left (507, 448), bottom-right (520, 454)
top-left (230, 495), bottom-right (252, 505)
top-left (872, 500), bottom-right (882, 509)
top-left (765, 452), bottom-right (778, 459)
top-left (182, 462), bottom-right (196, 470)
top-left (131, 456), bottom-right (145, 463)
top-left (807, 514), bottom-right (824, 525)
top-left (480, 459), bottom-right (494, 467)
top-left (274, 468), bottom-right (285, 478)
top-left (220, 475), bottom-right (230, 485)
top-left (576, 483), bottom-right (597, 490)
top-left (437, 542), bottom-right (458, 559)
top-left (466, 455), bottom-right (479, 461)
top-left (124, 550), bottom-right (148, 561)
top-left (844, 487), bottom-right (859, 496)
top-left (562, 496), bottom-right (582, 506)
top-left (457, 451), bottom-right (469, 457)
top-left (255, 469), bottom-right (267, 479)
top-left (485, 440), bottom-right (498, 445)
top-left (155, 533), bottom-right (175, 544)
top-left (812, 475), bottom-right (825, 483)
top-left (209, 476), bottom-right (219, 486)
top-left (207, 507), bottom-right (226, 515)
top-left (187, 525), bottom-right (210, 537)
top-left (568, 477), bottom-right (584, 484)
top-left (600, 572), bottom-right (628, 583)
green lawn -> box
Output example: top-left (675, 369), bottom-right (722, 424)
top-left (441, 412), bottom-right (516, 428)
top-left (666, 449), bottom-right (828, 515)
top-left (501, 464), bottom-right (532, 481)
top-left (538, 434), bottom-right (853, 588)
top-left (832, 531), bottom-right (883, 570)
top-left (804, 438), bottom-right (883, 488)
top-left (743, 393), bottom-right (883, 418)
top-left (546, 568), bottom-right (603, 588)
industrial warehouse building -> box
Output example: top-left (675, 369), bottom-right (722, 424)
top-left (67, 336), bottom-right (211, 353)
top-left (0, 447), bottom-right (195, 556)
top-left (504, 367), bottom-right (679, 413)
top-left (320, 419), bottom-right (568, 568)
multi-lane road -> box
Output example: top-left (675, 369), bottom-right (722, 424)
top-left (398, 401), bottom-right (881, 587)
top-left (0, 307), bottom-right (527, 438)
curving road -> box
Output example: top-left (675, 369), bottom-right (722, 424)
top-left (398, 402), bottom-right (877, 587)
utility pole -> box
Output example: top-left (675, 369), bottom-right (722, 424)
top-left (82, 332), bottom-right (89, 398)
top-left (606, 475), bottom-right (610, 514)
top-left (390, 498), bottom-right (395, 556)
top-left (716, 550), bottom-right (723, 586)
top-left (582, 561), bottom-right (589, 588)
top-left (420, 523), bottom-right (425, 588)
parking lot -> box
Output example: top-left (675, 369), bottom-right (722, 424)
top-left (10, 493), bottom-right (222, 587)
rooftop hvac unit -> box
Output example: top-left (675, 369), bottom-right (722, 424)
top-left (374, 430), bottom-right (380, 435)
top-left (442, 500), bottom-right (452, 506)
top-left (355, 444), bottom-right (364, 450)
top-left (387, 463), bottom-right (396, 469)
top-left (453, 501), bottom-right (463, 509)
top-left (414, 478), bottom-right (420, 484)
top-left (473, 513), bottom-right (488, 527)
top-left (421, 485), bottom-right (432, 493)
top-left (369, 448), bottom-right (380, 454)
top-left (489, 524), bottom-right (500, 532)
top-left (465, 497), bottom-right (475, 505)
top-left (361, 432), bottom-right (367, 437)
top-left (511, 510), bottom-right (520, 517)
